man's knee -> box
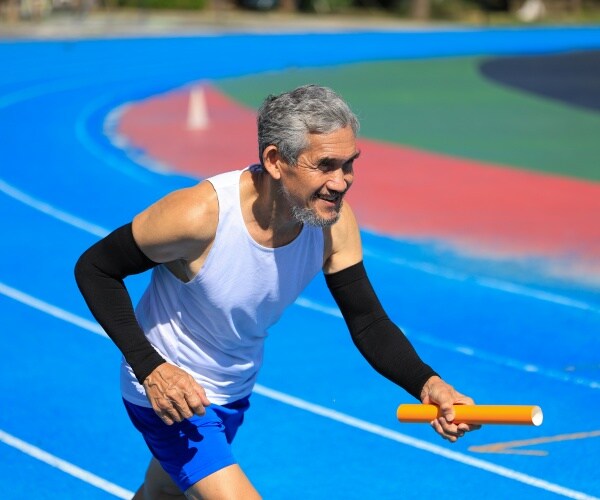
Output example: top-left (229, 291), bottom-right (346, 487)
top-left (141, 458), bottom-right (185, 499)
top-left (184, 464), bottom-right (260, 500)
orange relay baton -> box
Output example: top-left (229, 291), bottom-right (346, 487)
top-left (397, 404), bottom-right (543, 426)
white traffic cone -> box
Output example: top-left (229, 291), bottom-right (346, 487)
top-left (187, 85), bottom-right (209, 131)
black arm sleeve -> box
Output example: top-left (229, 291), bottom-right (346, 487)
top-left (325, 261), bottom-right (438, 400)
top-left (74, 223), bottom-right (166, 384)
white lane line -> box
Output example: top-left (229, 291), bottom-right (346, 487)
top-left (74, 93), bottom-right (161, 184)
top-left (294, 297), bottom-right (342, 318)
top-left (0, 179), bottom-right (108, 238)
top-left (1, 284), bottom-right (599, 500)
top-left (0, 429), bottom-right (134, 499)
top-left (476, 277), bottom-right (598, 312)
top-left (0, 281), bottom-right (106, 338)
top-left (363, 248), bottom-right (600, 314)
top-left (295, 296), bottom-right (600, 391)
top-left (253, 384), bottom-right (599, 500)
top-left (404, 329), bottom-right (600, 390)
top-left (0, 79), bottom-right (91, 109)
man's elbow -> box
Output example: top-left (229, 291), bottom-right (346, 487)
top-left (74, 248), bottom-right (94, 291)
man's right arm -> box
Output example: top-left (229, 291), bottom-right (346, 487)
top-left (74, 182), bottom-right (217, 424)
top-left (74, 223), bottom-right (165, 384)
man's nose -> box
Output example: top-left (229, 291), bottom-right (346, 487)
top-left (327, 168), bottom-right (349, 192)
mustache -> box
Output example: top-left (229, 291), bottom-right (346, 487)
top-left (315, 185), bottom-right (350, 199)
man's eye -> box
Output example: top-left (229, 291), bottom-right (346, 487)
top-left (315, 159), bottom-right (355, 173)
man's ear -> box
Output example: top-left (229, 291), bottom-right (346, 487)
top-left (262, 145), bottom-right (284, 180)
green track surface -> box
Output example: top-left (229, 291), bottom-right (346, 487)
top-left (216, 57), bottom-right (600, 182)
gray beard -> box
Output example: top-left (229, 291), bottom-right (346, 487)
top-left (279, 184), bottom-right (342, 228)
top-left (290, 203), bottom-right (342, 228)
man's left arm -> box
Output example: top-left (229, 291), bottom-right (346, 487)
top-left (324, 203), bottom-right (480, 442)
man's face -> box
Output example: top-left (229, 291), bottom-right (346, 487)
top-left (279, 126), bottom-right (359, 227)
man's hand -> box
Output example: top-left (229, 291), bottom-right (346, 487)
top-left (143, 363), bottom-right (211, 425)
top-left (420, 375), bottom-right (481, 442)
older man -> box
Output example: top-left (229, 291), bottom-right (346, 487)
top-left (75, 85), bottom-right (478, 500)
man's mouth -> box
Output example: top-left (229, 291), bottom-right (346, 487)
top-left (316, 192), bottom-right (342, 205)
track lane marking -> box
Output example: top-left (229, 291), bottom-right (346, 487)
top-left (0, 179), bottom-right (108, 238)
top-left (0, 281), bottom-right (106, 337)
top-left (296, 296), bottom-right (600, 390)
top-left (0, 429), bottom-right (134, 499)
top-left (469, 430), bottom-right (600, 456)
top-left (363, 247), bottom-right (600, 314)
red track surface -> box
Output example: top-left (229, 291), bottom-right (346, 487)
top-left (118, 84), bottom-right (600, 277)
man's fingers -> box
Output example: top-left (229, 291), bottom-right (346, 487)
top-left (165, 381), bottom-right (205, 420)
top-left (431, 419), bottom-right (455, 442)
top-left (153, 399), bottom-right (182, 425)
top-left (181, 379), bottom-right (210, 416)
top-left (198, 388), bottom-right (211, 408)
top-left (159, 412), bottom-right (176, 426)
top-left (442, 408), bottom-right (455, 424)
top-left (172, 396), bottom-right (195, 420)
top-left (458, 422), bottom-right (480, 432)
top-left (432, 419), bottom-right (462, 442)
top-left (185, 391), bottom-right (208, 417)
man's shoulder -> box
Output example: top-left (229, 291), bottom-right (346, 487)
top-left (322, 202), bottom-right (362, 273)
top-left (330, 201), bottom-right (359, 240)
top-left (180, 181), bottom-right (219, 233)
top-left (149, 181), bottom-right (219, 241)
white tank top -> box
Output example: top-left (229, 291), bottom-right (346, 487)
top-left (121, 168), bottom-right (324, 406)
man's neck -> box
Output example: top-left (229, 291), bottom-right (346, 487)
top-left (242, 168), bottom-right (303, 248)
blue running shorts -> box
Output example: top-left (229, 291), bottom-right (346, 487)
top-left (123, 396), bottom-right (250, 492)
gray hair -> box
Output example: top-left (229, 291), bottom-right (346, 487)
top-left (257, 85), bottom-right (359, 167)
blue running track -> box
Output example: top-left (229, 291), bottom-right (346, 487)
top-left (1, 27), bottom-right (599, 499)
